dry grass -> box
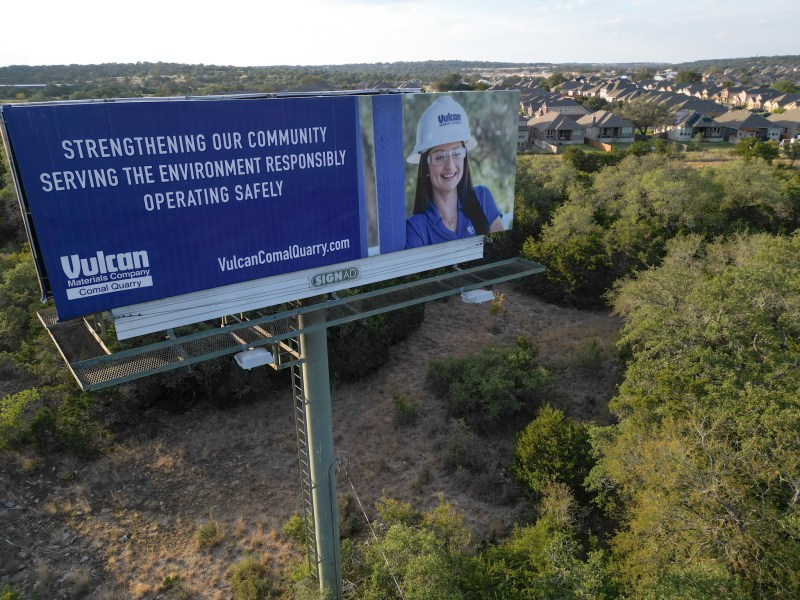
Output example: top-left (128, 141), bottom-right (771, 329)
top-left (63, 567), bottom-right (92, 594)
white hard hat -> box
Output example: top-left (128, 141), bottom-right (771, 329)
top-left (406, 95), bottom-right (477, 164)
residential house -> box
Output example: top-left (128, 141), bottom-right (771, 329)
top-left (599, 79), bottom-right (638, 102)
top-left (767, 109), bottom-right (800, 141)
top-left (660, 110), bottom-right (724, 142)
top-left (717, 86), bottom-right (748, 107)
top-left (527, 112), bottom-right (585, 151)
top-left (519, 88), bottom-right (554, 117)
top-left (675, 84), bottom-right (707, 98)
top-left (579, 83), bottom-right (607, 98)
top-left (744, 89), bottom-right (783, 111)
top-left (540, 96), bottom-right (590, 119)
top-left (714, 109), bottom-right (782, 142)
top-left (763, 93), bottom-right (800, 112)
top-left (559, 80), bottom-right (585, 97)
top-left (635, 91), bottom-right (727, 117)
top-left (637, 79), bottom-right (662, 91)
top-left (576, 111), bottom-right (635, 143)
top-left (518, 118), bottom-right (532, 149)
top-left (673, 96), bottom-right (728, 117)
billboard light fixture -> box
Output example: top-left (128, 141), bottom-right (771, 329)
top-left (234, 347), bottom-right (274, 370)
top-left (461, 289), bottom-right (495, 304)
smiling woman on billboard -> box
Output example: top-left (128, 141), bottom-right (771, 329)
top-left (404, 94), bottom-right (508, 249)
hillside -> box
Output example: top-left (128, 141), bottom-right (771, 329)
top-left (1, 285), bottom-right (622, 598)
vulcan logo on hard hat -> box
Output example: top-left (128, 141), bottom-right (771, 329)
top-left (438, 112), bottom-right (462, 125)
top-left (60, 248), bottom-right (154, 300)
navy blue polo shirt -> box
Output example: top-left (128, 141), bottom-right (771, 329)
top-left (405, 186), bottom-right (501, 249)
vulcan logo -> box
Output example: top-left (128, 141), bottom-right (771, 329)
top-left (60, 249), bottom-right (154, 300)
top-left (438, 112), bottom-right (462, 125)
top-left (61, 249), bottom-right (150, 278)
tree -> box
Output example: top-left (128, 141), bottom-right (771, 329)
top-left (732, 137), bottom-right (780, 164)
top-left (640, 561), bottom-right (749, 600)
top-left (599, 233), bottom-right (800, 597)
top-left (633, 67), bottom-right (656, 81)
top-left (561, 145), bottom-right (625, 173)
top-left (540, 72), bottom-right (567, 92)
top-left (772, 79), bottom-right (800, 94)
top-left (675, 71), bottom-right (703, 84)
top-left (782, 140), bottom-right (800, 167)
top-left (467, 483), bottom-right (616, 599)
top-left (433, 73), bottom-right (472, 92)
top-left (513, 405), bottom-right (593, 498)
top-left (356, 497), bottom-right (472, 600)
top-left (0, 146), bottom-right (27, 250)
top-left (524, 153), bottom-right (724, 303)
top-left (0, 251), bottom-right (41, 354)
top-left (426, 337), bottom-right (551, 433)
top-left (575, 95), bottom-right (610, 111)
top-left (522, 198), bottom-right (612, 302)
top-left (712, 157), bottom-right (792, 232)
top-left (618, 97), bottom-right (675, 135)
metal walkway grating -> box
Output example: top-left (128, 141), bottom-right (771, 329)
top-left (38, 258), bottom-right (544, 391)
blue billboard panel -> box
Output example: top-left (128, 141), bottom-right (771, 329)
top-left (1, 91), bottom-right (520, 326)
top-left (2, 96), bottom-right (364, 319)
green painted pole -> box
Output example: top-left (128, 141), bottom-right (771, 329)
top-left (299, 302), bottom-right (342, 600)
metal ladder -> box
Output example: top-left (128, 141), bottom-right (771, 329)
top-left (289, 310), bottom-right (320, 580)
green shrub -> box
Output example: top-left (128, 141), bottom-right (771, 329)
top-left (375, 496), bottom-right (421, 527)
top-left (0, 584), bottom-right (22, 600)
top-left (338, 494), bottom-right (364, 538)
top-left (55, 393), bottom-right (107, 456)
top-left (282, 513), bottom-right (307, 546)
top-left (159, 574), bottom-right (196, 598)
top-left (195, 522), bottom-right (222, 550)
top-left (0, 388), bottom-right (50, 450)
top-left (0, 251), bottom-right (40, 354)
top-left (427, 337), bottom-right (551, 433)
top-left (567, 338), bottom-right (605, 371)
top-left (391, 390), bottom-right (418, 427)
top-left (230, 556), bottom-right (271, 600)
top-left (513, 405), bottom-right (593, 498)
top-left (640, 562), bottom-right (749, 600)
top-left (441, 418), bottom-right (485, 474)
top-left (359, 497), bottom-right (471, 600)
top-left (469, 483), bottom-right (617, 599)
top-left (159, 574), bottom-right (182, 592)
top-left (1, 387), bottom-right (107, 456)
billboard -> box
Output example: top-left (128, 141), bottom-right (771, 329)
top-left (1, 90), bottom-right (519, 338)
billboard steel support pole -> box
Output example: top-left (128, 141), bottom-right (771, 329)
top-left (299, 299), bottom-right (342, 600)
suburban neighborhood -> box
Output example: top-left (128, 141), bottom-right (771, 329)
top-left (499, 69), bottom-right (800, 152)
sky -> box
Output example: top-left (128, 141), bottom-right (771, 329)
top-left (2, 0), bottom-right (798, 68)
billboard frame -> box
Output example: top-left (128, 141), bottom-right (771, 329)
top-left (1, 88), bottom-right (521, 335)
top-left (38, 257), bottom-right (544, 391)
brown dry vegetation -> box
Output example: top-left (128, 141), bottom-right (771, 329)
top-left (1, 285), bottom-right (622, 598)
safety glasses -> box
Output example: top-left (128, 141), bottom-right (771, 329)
top-left (427, 147), bottom-right (467, 165)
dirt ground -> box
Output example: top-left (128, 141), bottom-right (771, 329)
top-left (1, 285), bottom-right (623, 599)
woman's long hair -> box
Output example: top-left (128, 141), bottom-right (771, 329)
top-left (412, 150), bottom-right (490, 235)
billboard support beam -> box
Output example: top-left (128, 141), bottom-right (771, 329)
top-left (299, 298), bottom-right (342, 599)
top-left (37, 258), bottom-right (546, 391)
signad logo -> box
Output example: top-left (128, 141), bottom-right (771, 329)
top-left (310, 267), bottom-right (359, 288)
top-left (60, 249), bottom-right (153, 300)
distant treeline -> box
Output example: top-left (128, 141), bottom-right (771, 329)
top-left (2, 56), bottom-right (799, 101)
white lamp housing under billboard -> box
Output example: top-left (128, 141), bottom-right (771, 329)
top-left (461, 289), bottom-right (495, 304)
top-left (234, 347), bottom-right (274, 370)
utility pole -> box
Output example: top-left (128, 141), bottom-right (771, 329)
top-left (299, 301), bottom-right (342, 599)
